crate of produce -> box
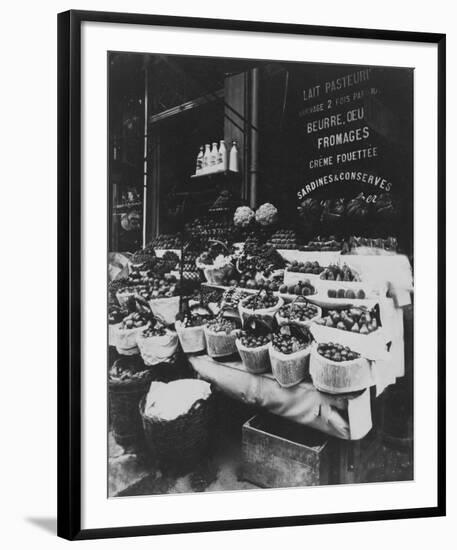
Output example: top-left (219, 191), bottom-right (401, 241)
top-left (269, 325), bottom-right (313, 387)
top-left (242, 414), bottom-right (329, 488)
top-left (311, 305), bottom-right (388, 361)
top-left (309, 342), bottom-right (373, 394)
top-left (283, 260), bottom-right (326, 286)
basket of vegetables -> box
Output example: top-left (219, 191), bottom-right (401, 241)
top-left (269, 324), bottom-right (314, 387)
top-left (204, 316), bottom-right (240, 358)
top-left (109, 356), bottom-right (154, 448)
top-left (235, 317), bottom-right (272, 374)
top-left (309, 342), bottom-right (373, 394)
top-left (136, 321), bottom-right (179, 366)
top-left (238, 289), bottom-right (283, 326)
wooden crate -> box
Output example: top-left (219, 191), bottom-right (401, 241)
top-left (241, 414), bottom-right (329, 488)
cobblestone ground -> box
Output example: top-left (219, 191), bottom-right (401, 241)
top-left (109, 430), bottom-right (413, 497)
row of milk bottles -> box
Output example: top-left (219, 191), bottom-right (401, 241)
top-left (195, 140), bottom-right (238, 175)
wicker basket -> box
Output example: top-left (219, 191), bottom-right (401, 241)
top-left (269, 343), bottom-right (311, 388)
top-left (175, 321), bottom-right (206, 353)
top-left (204, 325), bottom-right (238, 358)
top-left (136, 329), bottom-right (179, 366)
top-left (139, 386), bottom-right (214, 472)
top-left (109, 362), bottom-right (153, 448)
top-left (309, 344), bottom-right (373, 394)
top-left (236, 339), bottom-right (271, 374)
top-left (148, 296), bottom-right (180, 326)
top-left (238, 295), bottom-right (284, 326)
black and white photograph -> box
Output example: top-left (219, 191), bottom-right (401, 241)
top-left (107, 52), bottom-right (415, 497)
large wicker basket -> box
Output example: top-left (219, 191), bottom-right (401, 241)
top-left (109, 360), bottom-right (153, 448)
top-left (148, 296), bottom-right (180, 326)
top-left (136, 329), bottom-right (179, 366)
top-left (139, 386), bottom-right (214, 472)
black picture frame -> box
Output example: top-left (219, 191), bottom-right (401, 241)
top-left (57, 9), bottom-right (446, 541)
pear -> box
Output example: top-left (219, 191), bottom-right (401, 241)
top-left (351, 322), bottom-right (360, 333)
top-left (336, 321), bottom-right (346, 330)
top-left (360, 324), bottom-right (369, 335)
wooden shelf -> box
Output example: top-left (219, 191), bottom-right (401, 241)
top-left (190, 168), bottom-right (239, 180)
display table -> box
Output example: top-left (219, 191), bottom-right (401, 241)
top-left (188, 354), bottom-right (375, 440)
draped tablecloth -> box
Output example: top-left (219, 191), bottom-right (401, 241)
top-left (188, 355), bottom-right (374, 440)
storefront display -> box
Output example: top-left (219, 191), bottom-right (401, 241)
top-left (58, 10), bottom-right (444, 540)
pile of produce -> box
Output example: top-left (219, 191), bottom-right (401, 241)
top-left (327, 288), bottom-right (366, 299)
top-left (255, 202), bottom-right (278, 226)
top-left (238, 330), bottom-right (270, 348)
top-left (316, 342), bottom-right (360, 362)
top-left (267, 229), bottom-right (300, 249)
top-left (205, 317), bottom-right (238, 334)
top-left (344, 236), bottom-right (398, 253)
top-left (301, 235), bottom-right (342, 251)
top-left (233, 206), bottom-right (255, 228)
top-left (120, 311), bottom-right (150, 330)
top-left (271, 326), bottom-right (313, 355)
top-left (149, 234), bottom-right (182, 249)
top-left (220, 287), bottom-right (251, 310)
top-left (185, 217), bottom-right (237, 242)
top-left (140, 323), bottom-right (167, 338)
top-left (320, 263), bottom-right (360, 282)
top-left (242, 290), bottom-right (279, 310)
top-left (135, 273), bottom-right (178, 300)
top-left (315, 307), bottom-right (378, 334)
top-left (287, 260), bottom-right (324, 275)
top-left (278, 280), bottom-right (316, 297)
top-left (108, 360), bottom-right (152, 383)
top-left (277, 302), bottom-right (319, 323)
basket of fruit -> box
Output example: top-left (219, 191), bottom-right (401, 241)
top-left (283, 261), bottom-right (325, 285)
top-left (309, 342), bottom-right (373, 394)
top-left (175, 312), bottom-right (211, 354)
top-left (140, 379), bottom-right (213, 472)
top-left (136, 321), bottom-right (179, 366)
top-left (109, 356), bottom-right (154, 448)
top-left (276, 300), bottom-right (321, 328)
top-left (204, 317), bottom-right (240, 358)
top-left (311, 306), bottom-right (388, 360)
top-left (235, 317), bottom-right (272, 374)
top-left (269, 325), bottom-right (314, 387)
top-left (238, 289), bottom-right (283, 326)
top-left (115, 311), bottom-right (150, 355)
top-left (196, 242), bottom-right (235, 285)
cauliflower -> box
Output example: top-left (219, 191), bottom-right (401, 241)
top-left (255, 203), bottom-right (278, 226)
top-left (233, 206), bottom-right (255, 227)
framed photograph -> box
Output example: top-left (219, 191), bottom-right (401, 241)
top-left (58, 9), bottom-right (446, 540)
